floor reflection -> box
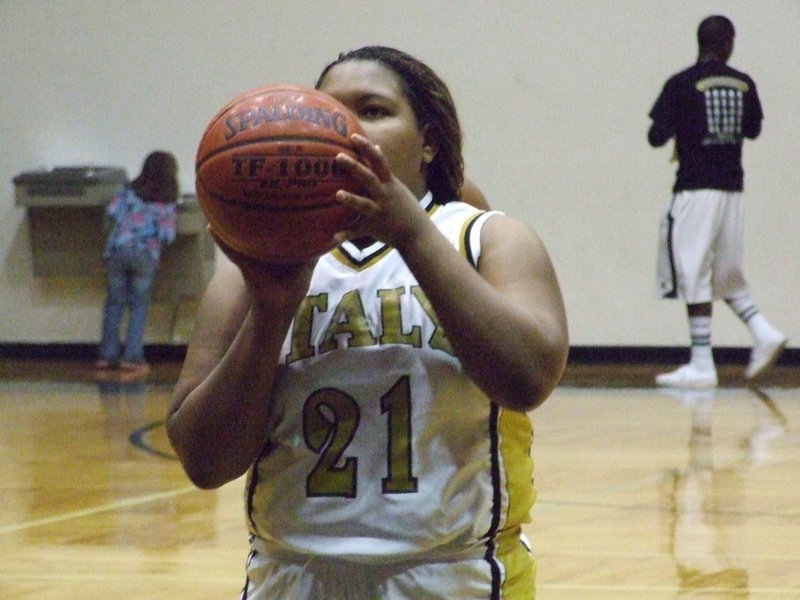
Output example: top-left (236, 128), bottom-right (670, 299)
top-left (95, 369), bottom-right (176, 459)
top-left (662, 388), bottom-right (751, 596)
top-left (96, 376), bottom-right (147, 457)
top-left (742, 387), bottom-right (788, 466)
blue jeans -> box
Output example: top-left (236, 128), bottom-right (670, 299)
top-left (98, 246), bottom-right (158, 364)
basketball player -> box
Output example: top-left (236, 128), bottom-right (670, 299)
top-left (167, 46), bottom-right (568, 598)
top-left (648, 15), bottom-right (786, 388)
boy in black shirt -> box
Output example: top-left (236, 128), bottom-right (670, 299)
top-left (648, 15), bottom-right (786, 388)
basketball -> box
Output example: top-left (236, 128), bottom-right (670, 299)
top-left (195, 84), bottom-right (364, 263)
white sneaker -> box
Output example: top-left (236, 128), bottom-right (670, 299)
top-left (655, 364), bottom-right (718, 389)
top-left (745, 332), bottom-right (788, 380)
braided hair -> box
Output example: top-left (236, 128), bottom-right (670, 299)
top-left (316, 46), bottom-right (463, 204)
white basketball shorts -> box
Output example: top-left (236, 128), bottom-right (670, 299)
top-left (239, 534), bottom-right (536, 599)
top-left (656, 189), bottom-right (748, 303)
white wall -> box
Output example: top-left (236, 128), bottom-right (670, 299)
top-left (1, 0), bottom-right (797, 347)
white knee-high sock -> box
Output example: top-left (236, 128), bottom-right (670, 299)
top-left (725, 297), bottom-right (778, 342)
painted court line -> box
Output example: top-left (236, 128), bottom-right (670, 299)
top-left (0, 485), bottom-right (198, 535)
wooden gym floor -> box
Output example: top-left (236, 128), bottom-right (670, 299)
top-left (1, 357), bottom-right (798, 598)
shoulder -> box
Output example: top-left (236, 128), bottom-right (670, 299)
top-left (108, 187), bottom-right (135, 210)
top-left (426, 201), bottom-right (502, 267)
top-left (477, 215), bottom-right (562, 307)
top-left (126, 188), bottom-right (147, 208)
top-left (652, 68), bottom-right (690, 105)
top-left (460, 179), bottom-right (491, 210)
top-left (724, 62), bottom-right (753, 77)
top-left (115, 186), bottom-right (138, 201)
top-left (727, 65), bottom-right (758, 89)
top-left (480, 213), bottom-right (536, 247)
top-left (672, 64), bottom-right (703, 88)
top-left (431, 200), bottom-right (501, 235)
top-left (662, 64), bottom-right (694, 86)
top-left (155, 201), bottom-right (177, 215)
top-left (478, 213), bottom-right (545, 269)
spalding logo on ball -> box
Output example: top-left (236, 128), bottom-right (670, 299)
top-left (196, 84), bottom-right (364, 263)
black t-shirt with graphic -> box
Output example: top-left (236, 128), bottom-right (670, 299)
top-left (649, 59), bottom-right (763, 192)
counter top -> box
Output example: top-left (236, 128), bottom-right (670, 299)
top-left (14, 166), bottom-right (128, 207)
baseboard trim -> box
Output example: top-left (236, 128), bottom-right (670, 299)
top-left (567, 345), bottom-right (798, 366)
top-left (0, 343), bottom-right (796, 366)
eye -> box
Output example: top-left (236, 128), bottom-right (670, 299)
top-left (358, 103), bottom-right (390, 120)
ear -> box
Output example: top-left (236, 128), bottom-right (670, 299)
top-left (420, 124), bottom-right (438, 165)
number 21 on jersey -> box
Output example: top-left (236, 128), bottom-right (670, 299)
top-left (303, 375), bottom-right (419, 498)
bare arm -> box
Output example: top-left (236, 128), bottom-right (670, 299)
top-left (166, 251), bottom-right (313, 488)
top-left (400, 213), bottom-right (567, 411)
top-left (335, 135), bottom-right (568, 411)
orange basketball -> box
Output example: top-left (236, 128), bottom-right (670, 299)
top-left (195, 84), bottom-right (364, 263)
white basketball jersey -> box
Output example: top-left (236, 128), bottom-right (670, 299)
top-left (245, 193), bottom-right (536, 564)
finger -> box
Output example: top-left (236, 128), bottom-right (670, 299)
top-left (336, 189), bottom-right (378, 214)
top-left (349, 134), bottom-right (392, 181)
top-left (335, 153), bottom-right (384, 198)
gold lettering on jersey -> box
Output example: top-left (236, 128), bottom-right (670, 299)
top-left (378, 287), bottom-right (422, 348)
top-left (410, 286), bottom-right (454, 355)
top-left (318, 290), bottom-right (378, 353)
top-left (285, 285), bottom-right (454, 366)
top-left (286, 294), bottom-right (328, 363)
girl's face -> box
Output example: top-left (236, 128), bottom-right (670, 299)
top-left (318, 60), bottom-right (435, 199)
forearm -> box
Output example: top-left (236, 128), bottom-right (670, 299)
top-left (397, 217), bottom-right (567, 412)
top-left (167, 304), bottom-right (293, 488)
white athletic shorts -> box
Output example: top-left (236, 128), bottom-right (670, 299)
top-left (656, 189), bottom-right (748, 303)
top-left (239, 534), bottom-right (536, 599)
